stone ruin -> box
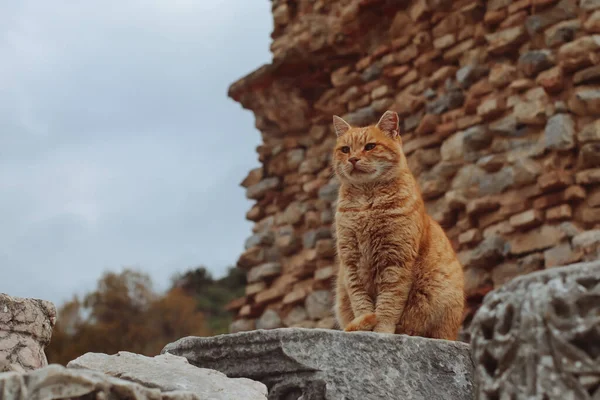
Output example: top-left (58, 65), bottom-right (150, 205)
top-left (1, 260), bottom-right (599, 399)
top-left (2, 0), bottom-right (600, 398)
top-left (226, 0), bottom-right (600, 340)
top-left (0, 293), bottom-right (56, 373)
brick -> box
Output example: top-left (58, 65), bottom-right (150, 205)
top-left (537, 170), bottom-right (573, 192)
top-left (509, 225), bottom-right (567, 255)
top-left (587, 187), bottom-right (600, 207)
top-left (484, 9), bottom-right (506, 26)
top-left (508, 0), bottom-right (531, 14)
top-left (459, 229), bottom-right (483, 246)
top-left (485, 26), bottom-right (527, 55)
top-left (509, 209), bottom-right (544, 230)
top-left (543, 242), bottom-right (583, 267)
top-left (433, 33), bottom-right (457, 49)
top-left (578, 206), bottom-right (600, 223)
top-left (246, 281), bottom-right (267, 296)
top-left (576, 168), bottom-right (600, 185)
top-left (467, 196), bottom-right (500, 216)
top-left (225, 296), bottom-right (247, 311)
top-left (248, 262), bottom-right (282, 283)
top-left (536, 66), bottom-right (564, 93)
top-left (565, 185), bottom-right (587, 201)
top-left (545, 204), bottom-right (572, 221)
top-left (314, 266), bottom-right (335, 281)
top-left (282, 288), bottom-right (308, 305)
top-left (491, 253), bottom-right (543, 287)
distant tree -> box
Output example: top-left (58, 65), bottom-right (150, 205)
top-left (169, 265), bottom-right (246, 334)
top-left (46, 268), bottom-right (206, 365)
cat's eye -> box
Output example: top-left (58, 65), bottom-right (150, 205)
top-left (364, 143), bottom-right (376, 151)
top-left (341, 146), bottom-right (350, 153)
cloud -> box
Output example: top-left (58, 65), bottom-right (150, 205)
top-left (0, 0), bottom-right (273, 305)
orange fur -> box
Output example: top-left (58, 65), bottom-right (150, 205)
top-left (331, 111), bottom-right (465, 340)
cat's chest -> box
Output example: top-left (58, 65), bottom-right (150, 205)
top-left (336, 207), bottom-right (405, 246)
top-left (335, 202), bottom-right (415, 261)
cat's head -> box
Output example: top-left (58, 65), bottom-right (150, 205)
top-left (331, 110), bottom-right (405, 184)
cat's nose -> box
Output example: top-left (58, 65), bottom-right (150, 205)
top-left (348, 157), bottom-right (360, 165)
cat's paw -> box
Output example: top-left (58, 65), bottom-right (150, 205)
top-left (373, 322), bottom-right (396, 334)
top-left (344, 313), bottom-right (378, 332)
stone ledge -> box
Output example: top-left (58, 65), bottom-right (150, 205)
top-left (162, 328), bottom-right (474, 400)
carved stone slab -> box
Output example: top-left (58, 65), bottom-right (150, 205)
top-left (471, 260), bottom-right (600, 400)
top-left (162, 328), bottom-right (474, 400)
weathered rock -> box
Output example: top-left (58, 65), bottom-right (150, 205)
top-left (462, 235), bottom-right (510, 270)
top-left (0, 293), bottom-right (56, 373)
top-left (66, 352), bottom-right (267, 399)
top-left (569, 86), bottom-right (600, 115)
top-left (489, 64), bottom-right (517, 88)
top-left (0, 364), bottom-right (207, 400)
top-left (573, 65), bottom-right (600, 85)
top-left (580, 142), bottom-right (600, 168)
top-left (485, 26), bottom-right (527, 55)
top-left (456, 65), bottom-right (488, 88)
top-left (248, 263), bottom-right (282, 283)
top-left (283, 306), bottom-right (308, 327)
top-left (343, 106), bottom-right (378, 126)
top-left (162, 329), bottom-right (474, 400)
top-left (544, 113), bottom-right (576, 151)
top-left (230, 319), bottom-right (255, 333)
top-left (256, 309), bottom-right (283, 330)
top-left (318, 182), bottom-right (339, 203)
top-left (305, 290), bottom-right (333, 320)
top-left (471, 260), bottom-right (600, 400)
top-left (525, 0), bottom-right (577, 36)
top-left (518, 50), bottom-right (555, 77)
top-left (245, 230), bottom-right (275, 250)
top-left (545, 19), bottom-right (581, 47)
top-left (426, 90), bottom-right (465, 115)
top-left (491, 253), bottom-right (544, 287)
top-left (247, 178), bottom-right (280, 200)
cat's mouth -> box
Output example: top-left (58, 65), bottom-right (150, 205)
top-left (348, 166), bottom-right (371, 175)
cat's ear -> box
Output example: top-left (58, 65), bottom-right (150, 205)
top-left (376, 110), bottom-right (400, 138)
top-left (333, 115), bottom-right (352, 137)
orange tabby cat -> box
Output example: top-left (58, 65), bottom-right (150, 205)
top-left (331, 110), bottom-right (465, 340)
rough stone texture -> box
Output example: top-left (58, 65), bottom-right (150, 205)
top-left (162, 328), bottom-right (474, 400)
top-left (227, 0), bottom-right (600, 337)
top-left (67, 351), bottom-right (267, 400)
top-left (0, 293), bottom-right (56, 373)
top-left (471, 260), bottom-right (600, 400)
top-left (0, 363), bottom-right (214, 400)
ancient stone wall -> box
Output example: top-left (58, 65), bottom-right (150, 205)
top-left (227, 0), bottom-right (600, 338)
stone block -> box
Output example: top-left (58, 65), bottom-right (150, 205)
top-left (509, 225), bottom-right (566, 255)
top-left (162, 329), bottom-right (474, 400)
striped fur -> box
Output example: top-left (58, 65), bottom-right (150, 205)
top-left (332, 111), bottom-right (465, 340)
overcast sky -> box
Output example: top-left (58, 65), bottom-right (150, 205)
top-left (0, 1), bottom-right (272, 306)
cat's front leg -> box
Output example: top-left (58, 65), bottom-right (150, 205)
top-left (373, 266), bottom-right (411, 334)
top-left (343, 263), bottom-right (377, 332)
